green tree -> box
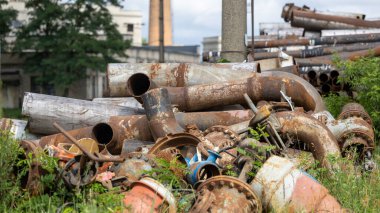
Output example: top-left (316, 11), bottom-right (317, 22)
top-left (0, 0), bottom-right (17, 51)
top-left (14, 0), bottom-right (129, 95)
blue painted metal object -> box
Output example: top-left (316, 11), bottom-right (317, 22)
top-left (186, 150), bottom-right (221, 185)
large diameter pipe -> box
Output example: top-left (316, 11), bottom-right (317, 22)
top-left (156, 71), bottom-right (325, 112)
top-left (22, 93), bottom-right (143, 135)
top-left (141, 88), bottom-right (183, 140)
top-left (106, 63), bottom-right (260, 97)
top-left (276, 111), bottom-right (341, 169)
top-left (251, 156), bottom-right (344, 212)
top-left (108, 110), bottom-right (254, 142)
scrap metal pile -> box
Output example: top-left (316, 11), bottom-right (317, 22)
top-left (206, 3), bottom-right (380, 96)
top-left (1, 61), bottom-right (376, 212)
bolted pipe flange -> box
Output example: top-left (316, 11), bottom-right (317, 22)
top-left (190, 175), bottom-right (262, 213)
top-left (338, 103), bottom-right (372, 125)
top-left (203, 126), bottom-right (241, 167)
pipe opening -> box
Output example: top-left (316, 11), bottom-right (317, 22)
top-left (92, 123), bottom-right (114, 145)
top-left (319, 73), bottom-right (329, 83)
top-left (197, 164), bottom-right (221, 181)
top-left (321, 84), bottom-right (331, 93)
top-left (330, 70), bottom-right (339, 79)
top-left (307, 70), bottom-right (317, 79)
top-left (127, 73), bottom-right (151, 96)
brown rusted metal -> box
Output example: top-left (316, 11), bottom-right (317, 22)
top-left (296, 45), bottom-right (380, 66)
top-left (190, 176), bottom-right (262, 213)
top-left (53, 122), bottom-right (124, 162)
top-left (164, 71), bottom-right (325, 112)
top-left (141, 88), bottom-right (184, 140)
top-left (275, 111), bottom-right (341, 170)
top-left (282, 3), bottom-right (380, 31)
top-left (20, 140), bottom-right (44, 195)
top-left (249, 33), bottom-right (380, 49)
top-left (202, 125), bottom-right (240, 167)
top-left (148, 133), bottom-right (201, 155)
top-left (107, 109), bottom-right (254, 143)
top-left (338, 103), bottom-right (372, 125)
top-left (112, 152), bottom-right (156, 183)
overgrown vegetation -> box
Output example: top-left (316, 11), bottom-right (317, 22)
top-left (301, 151), bottom-right (380, 212)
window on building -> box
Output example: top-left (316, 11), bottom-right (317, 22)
top-left (127, 24), bottom-right (134, 32)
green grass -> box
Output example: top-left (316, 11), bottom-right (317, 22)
top-left (3, 108), bottom-right (24, 119)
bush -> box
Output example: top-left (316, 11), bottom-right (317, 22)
top-left (334, 56), bottom-right (380, 134)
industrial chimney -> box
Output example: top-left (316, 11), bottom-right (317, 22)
top-left (149, 0), bottom-right (173, 46)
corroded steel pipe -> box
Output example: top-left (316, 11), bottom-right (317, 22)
top-left (108, 110), bottom-right (254, 143)
top-left (106, 63), bottom-right (260, 97)
top-left (296, 45), bottom-right (380, 66)
top-left (141, 88), bottom-right (184, 140)
top-left (282, 3), bottom-right (380, 30)
top-left (162, 71), bottom-right (326, 112)
top-left (275, 111), bottom-right (341, 169)
top-left (38, 122), bottom-right (124, 155)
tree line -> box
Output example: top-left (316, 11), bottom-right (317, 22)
top-left (0, 0), bottom-right (129, 95)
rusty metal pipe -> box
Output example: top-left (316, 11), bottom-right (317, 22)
top-left (249, 33), bottom-right (380, 49)
top-left (296, 45), bottom-right (380, 66)
top-left (164, 71), bottom-right (326, 112)
top-left (253, 42), bottom-right (380, 60)
top-left (318, 73), bottom-right (330, 84)
top-left (106, 63), bottom-right (260, 97)
top-left (275, 111), bottom-right (341, 169)
top-left (141, 88), bottom-right (184, 140)
top-left (108, 109), bottom-right (253, 142)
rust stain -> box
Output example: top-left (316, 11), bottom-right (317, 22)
top-left (149, 63), bottom-right (161, 79)
top-left (175, 63), bottom-right (189, 87)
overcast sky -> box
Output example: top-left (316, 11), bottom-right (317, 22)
top-left (123, 0), bottom-right (379, 46)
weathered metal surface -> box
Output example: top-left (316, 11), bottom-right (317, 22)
top-left (254, 42), bottom-right (380, 60)
top-left (106, 63), bottom-right (260, 97)
top-left (165, 71), bottom-right (325, 112)
top-left (282, 3), bottom-right (380, 30)
top-left (186, 150), bottom-right (221, 185)
top-left (296, 45), bottom-right (380, 66)
top-left (148, 133), bottom-right (201, 155)
top-left (338, 102), bottom-right (372, 125)
top-left (20, 140), bottom-right (44, 195)
top-left (250, 33), bottom-right (380, 48)
top-left (112, 152), bottom-right (156, 183)
top-left (92, 97), bottom-right (143, 110)
top-left (202, 125), bottom-right (240, 167)
top-left (275, 111), bottom-right (341, 170)
top-left (326, 117), bottom-right (375, 152)
top-left (191, 176), bottom-right (262, 213)
top-left (251, 156), bottom-right (343, 212)
top-left (0, 118), bottom-right (27, 140)
top-left (22, 92), bottom-right (143, 135)
top-left (108, 110), bottom-right (253, 143)
top-left (123, 177), bottom-right (177, 213)
top-left (142, 88), bottom-right (184, 140)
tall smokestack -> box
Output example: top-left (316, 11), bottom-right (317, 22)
top-left (149, 0), bottom-right (173, 46)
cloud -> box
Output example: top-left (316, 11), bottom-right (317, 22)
top-left (123, 0), bottom-right (380, 45)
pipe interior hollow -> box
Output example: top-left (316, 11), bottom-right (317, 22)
top-left (330, 70), bottom-right (340, 79)
top-left (197, 164), bottom-right (221, 181)
top-left (307, 70), bottom-right (317, 79)
top-left (127, 73), bottom-right (152, 97)
top-left (319, 73), bottom-right (329, 83)
top-left (321, 84), bottom-right (331, 93)
top-left (92, 123), bottom-right (114, 145)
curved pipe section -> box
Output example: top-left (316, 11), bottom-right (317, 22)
top-left (141, 88), bottom-right (184, 140)
top-left (170, 71), bottom-right (325, 112)
top-left (275, 111), bottom-right (341, 170)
